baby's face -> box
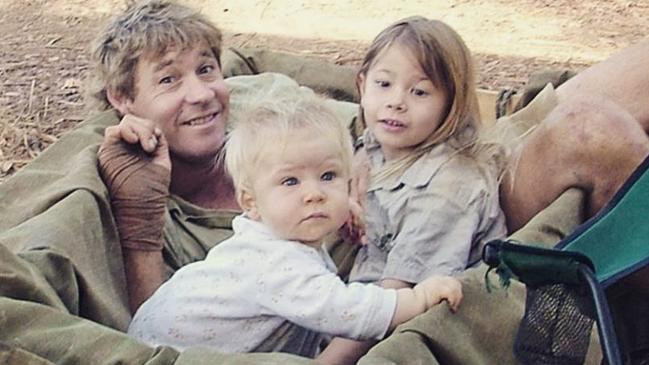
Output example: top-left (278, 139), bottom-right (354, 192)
top-left (247, 128), bottom-right (350, 246)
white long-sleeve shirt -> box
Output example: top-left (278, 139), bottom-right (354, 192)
top-left (128, 215), bottom-right (396, 355)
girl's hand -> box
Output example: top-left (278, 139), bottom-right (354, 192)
top-left (341, 148), bottom-right (371, 245)
top-left (340, 198), bottom-right (368, 245)
top-left (350, 148), bottom-right (370, 206)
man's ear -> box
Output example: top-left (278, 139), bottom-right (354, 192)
top-left (239, 189), bottom-right (261, 221)
top-left (106, 89), bottom-right (132, 116)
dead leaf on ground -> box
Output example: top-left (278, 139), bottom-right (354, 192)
top-left (61, 78), bottom-right (82, 89)
top-left (1, 161), bottom-right (14, 173)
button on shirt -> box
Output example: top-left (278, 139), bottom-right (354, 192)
top-left (350, 130), bottom-right (507, 284)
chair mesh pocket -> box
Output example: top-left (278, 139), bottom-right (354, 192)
top-left (515, 284), bottom-right (594, 365)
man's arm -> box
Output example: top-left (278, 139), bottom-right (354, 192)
top-left (98, 116), bottom-right (171, 313)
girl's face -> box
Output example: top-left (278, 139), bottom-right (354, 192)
top-left (359, 43), bottom-right (448, 161)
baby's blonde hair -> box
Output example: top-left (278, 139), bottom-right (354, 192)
top-left (357, 17), bottom-right (504, 182)
top-left (89, 0), bottom-right (223, 110)
top-left (224, 95), bottom-right (354, 204)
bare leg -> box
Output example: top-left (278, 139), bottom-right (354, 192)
top-left (556, 37), bottom-right (649, 133)
top-left (317, 338), bottom-right (375, 365)
top-left (501, 96), bottom-right (649, 232)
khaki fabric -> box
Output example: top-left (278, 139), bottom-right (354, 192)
top-left (513, 69), bottom-right (576, 112)
top-left (222, 47), bottom-right (360, 103)
top-left (497, 82), bottom-right (558, 138)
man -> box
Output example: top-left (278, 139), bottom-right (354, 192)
top-left (0, 1), bottom-right (315, 364)
top-left (0, 1), bottom-right (647, 364)
top-left (94, 0), bottom-right (237, 311)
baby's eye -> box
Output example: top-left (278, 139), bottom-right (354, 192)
top-left (282, 177), bottom-right (299, 186)
top-left (321, 171), bottom-right (336, 181)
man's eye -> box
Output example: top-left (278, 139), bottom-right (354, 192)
top-left (159, 76), bottom-right (174, 84)
top-left (321, 171), bottom-right (336, 181)
top-left (199, 64), bottom-right (215, 74)
top-left (282, 177), bottom-right (298, 186)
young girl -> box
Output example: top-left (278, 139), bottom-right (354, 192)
top-left (317, 17), bottom-right (507, 364)
top-left (348, 16), bottom-right (507, 288)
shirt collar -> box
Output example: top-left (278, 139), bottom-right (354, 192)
top-left (363, 129), bottom-right (456, 191)
top-left (232, 214), bottom-right (277, 239)
top-left (232, 215), bottom-right (328, 260)
top-left (168, 195), bottom-right (239, 228)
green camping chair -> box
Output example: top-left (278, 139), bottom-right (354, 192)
top-left (483, 155), bottom-right (649, 365)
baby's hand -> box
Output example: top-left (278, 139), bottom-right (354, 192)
top-left (339, 198), bottom-right (368, 245)
top-left (101, 113), bottom-right (171, 171)
top-left (414, 276), bottom-right (463, 312)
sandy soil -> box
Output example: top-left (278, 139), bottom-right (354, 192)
top-left (1, 0), bottom-right (647, 180)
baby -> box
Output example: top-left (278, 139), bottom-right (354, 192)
top-left (127, 95), bottom-right (462, 361)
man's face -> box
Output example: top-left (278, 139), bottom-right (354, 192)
top-left (124, 45), bottom-right (230, 163)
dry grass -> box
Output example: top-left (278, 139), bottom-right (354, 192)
top-left (0, 82), bottom-right (84, 181)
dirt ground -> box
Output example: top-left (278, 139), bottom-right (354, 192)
top-left (1, 0), bottom-right (648, 181)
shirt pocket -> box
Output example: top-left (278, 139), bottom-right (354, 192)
top-left (365, 193), bottom-right (397, 253)
top-left (375, 232), bottom-right (395, 252)
top-left (366, 219), bottom-right (395, 253)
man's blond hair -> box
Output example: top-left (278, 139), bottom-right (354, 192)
top-left (89, 0), bottom-right (222, 110)
top-left (225, 95), bottom-right (354, 203)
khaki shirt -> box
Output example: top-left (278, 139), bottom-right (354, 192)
top-left (350, 130), bottom-right (507, 284)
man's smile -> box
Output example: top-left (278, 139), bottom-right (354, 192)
top-left (181, 111), bottom-right (221, 126)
